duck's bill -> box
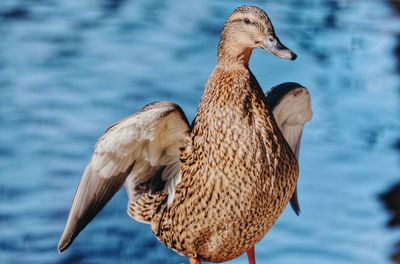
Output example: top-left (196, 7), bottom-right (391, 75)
top-left (263, 37), bottom-right (297, 61)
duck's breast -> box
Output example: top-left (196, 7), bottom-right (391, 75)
top-left (154, 68), bottom-right (298, 262)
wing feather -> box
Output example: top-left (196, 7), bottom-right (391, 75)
top-left (58, 101), bottom-right (190, 252)
top-left (266, 83), bottom-right (312, 215)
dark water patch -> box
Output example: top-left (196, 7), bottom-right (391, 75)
top-left (173, 43), bottom-right (208, 62)
top-left (0, 145), bottom-right (15, 157)
top-left (117, 21), bottom-right (143, 33)
top-left (142, 0), bottom-right (167, 22)
top-left (48, 168), bottom-right (77, 179)
top-left (75, 19), bottom-right (101, 31)
top-left (102, 226), bottom-right (137, 240)
top-left (0, 186), bottom-right (27, 200)
top-left (389, 0), bottom-right (400, 14)
top-left (44, 33), bottom-right (84, 60)
top-left (396, 33), bottom-right (400, 72)
top-left (297, 33), bottom-right (315, 52)
top-left (394, 138), bottom-right (400, 151)
top-left (39, 33), bottom-right (84, 47)
top-left (314, 50), bottom-right (331, 65)
top-left (25, 113), bottom-right (65, 129)
top-left (0, 212), bottom-right (14, 223)
top-left (39, 57), bottom-right (77, 70)
top-left (101, 0), bottom-right (129, 16)
top-left (0, 7), bottom-right (30, 21)
top-left (0, 59), bottom-right (6, 72)
top-left (43, 207), bottom-right (71, 223)
top-left (323, 0), bottom-right (341, 29)
top-left (286, 0), bottom-right (316, 8)
top-left (54, 48), bottom-right (81, 59)
top-left (27, 143), bottom-right (84, 163)
top-left (46, 47), bottom-right (83, 63)
top-left (20, 231), bottom-right (60, 252)
top-left (135, 77), bottom-right (156, 90)
top-left (0, 240), bottom-right (20, 252)
top-left (35, 209), bottom-right (71, 224)
top-left (0, 76), bottom-right (13, 90)
top-left (285, 10), bottom-right (304, 26)
top-left (380, 183), bottom-right (400, 228)
top-left (380, 183), bottom-right (400, 263)
top-left (362, 128), bottom-right (379, 149)
top-left (198, 22), bottom-right (222, 37)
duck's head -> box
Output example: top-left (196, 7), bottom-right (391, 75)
top-left (218, 5), bottom-right (296, 66)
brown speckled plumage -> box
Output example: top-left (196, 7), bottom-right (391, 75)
top-left (154, 69), bottom-right (298, 262)
top-left (59, 5), bottom-right (312, 264)
top-left (130, 5), bottom-right (299, 263)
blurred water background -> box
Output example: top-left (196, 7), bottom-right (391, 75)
top-left (0, 0), bottom-right (400, 263)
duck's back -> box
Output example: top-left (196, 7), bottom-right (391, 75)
top-left (153, 67), bottom-right (298, 262)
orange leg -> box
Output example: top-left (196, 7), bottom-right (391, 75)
top-left (246, 247), bottom-right (256, 264)
top-left (190, 257), bottom-right (201, 264)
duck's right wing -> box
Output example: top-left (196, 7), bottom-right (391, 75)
top-left (58, 101), bottom-right (190, 253)
top-left (265, 82), bottom-right (312, 215)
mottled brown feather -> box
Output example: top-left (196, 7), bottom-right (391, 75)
top-left (150, 66), bottom-right (299, 262)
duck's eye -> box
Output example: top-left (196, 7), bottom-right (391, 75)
top-left (243, 18), bottom-right (251, 24)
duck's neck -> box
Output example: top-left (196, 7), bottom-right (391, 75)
top-left (217, 30), bottom-right (253, 69)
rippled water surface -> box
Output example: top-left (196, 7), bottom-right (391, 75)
top-left (1, 0), bottom-right (400, 263)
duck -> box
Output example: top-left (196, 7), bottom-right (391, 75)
top-left (58, 5), bottom-right (312, 264)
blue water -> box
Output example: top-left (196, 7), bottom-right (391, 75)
top-left (1, 0), bottom-right (400, 263)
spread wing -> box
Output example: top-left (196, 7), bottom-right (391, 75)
top-left (58, 101), bottom-right (190, 252)
top-left (266, 82), bottom-right (312, 215)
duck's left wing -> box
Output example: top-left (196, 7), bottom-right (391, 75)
top-left (265, 82), bottom-right (312, 215)
top-left (58, 101), bottom-right (190, 252)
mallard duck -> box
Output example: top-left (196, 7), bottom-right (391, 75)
top-left (58, 5), bottom-right (312, 264)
